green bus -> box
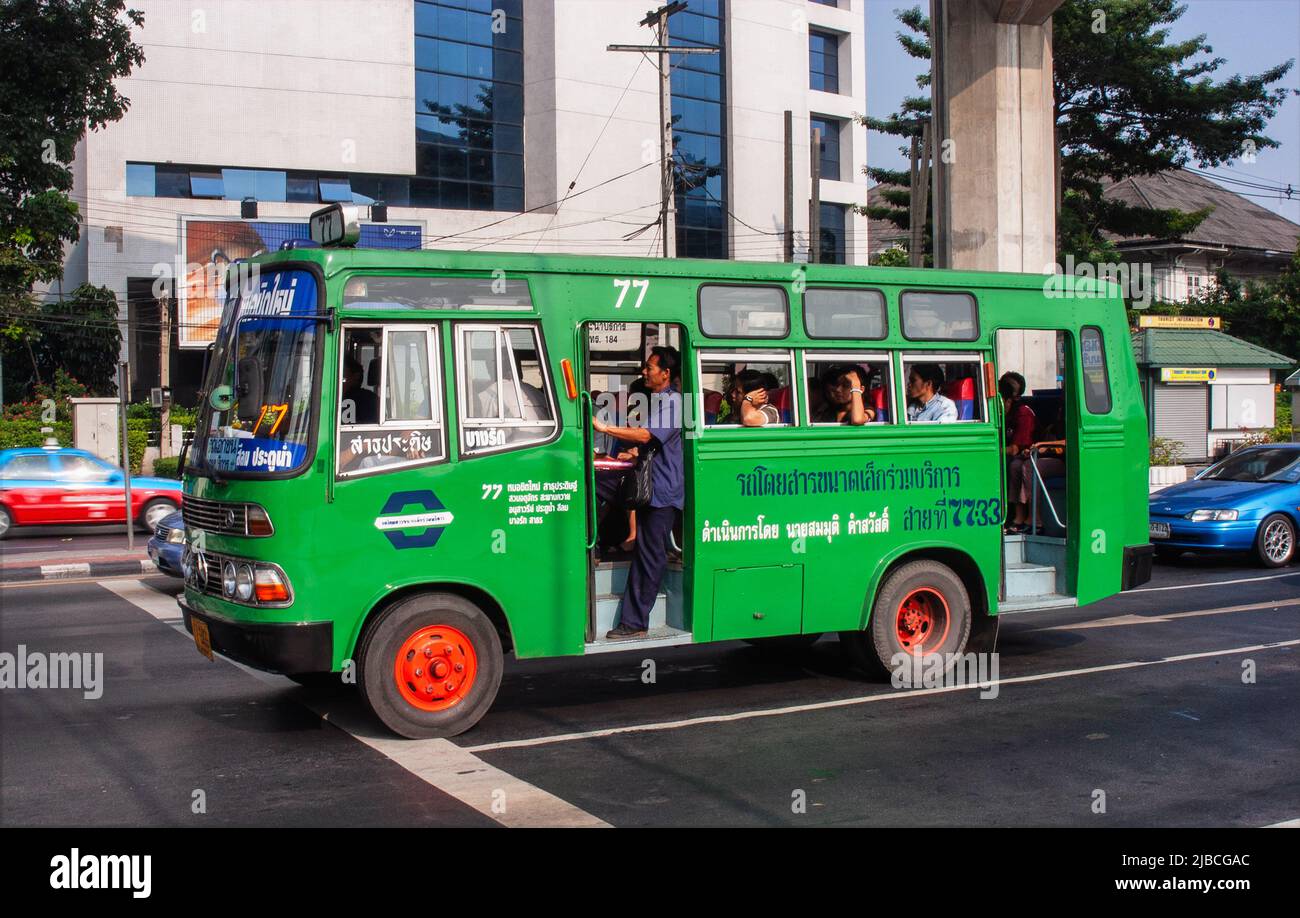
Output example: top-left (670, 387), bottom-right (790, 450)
top-left (178, 206), bottom-right (1153, 738)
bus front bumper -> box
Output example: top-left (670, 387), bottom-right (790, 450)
top-left (179, 598), bottom-right (333, 675)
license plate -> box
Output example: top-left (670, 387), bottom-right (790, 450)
top-left (1149, 522), bottom-right (1170, 540)
top-left (192, 618), bottom-right (213, 660)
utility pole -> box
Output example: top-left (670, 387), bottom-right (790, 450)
top-left (908, 120), bottom-right (932, 268)
top-left (783, 110), bottom-right (794, 262)
top-left (809, 127), bottom-right (821, 264)
top-left (608, 2), bottom-right (717, 260)
top-left (159, 293), bottom-right (171, 458)
top-left (118, 361), bottom-right (133, 549)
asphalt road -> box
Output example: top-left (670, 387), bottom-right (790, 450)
top-left (2, 554), bottom-right (1298, 827)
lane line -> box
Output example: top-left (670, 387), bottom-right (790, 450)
top-left (1133, 571), bottom-right (1300, 593)
top-left (463, 639), bottom-right (1300, 754)
top-left (100, 580), bottom-right (607, 829)
top-left (1265, 818), bottom-right (1300, 828)
top-left (1037, 598), bottom-right (1300, 631)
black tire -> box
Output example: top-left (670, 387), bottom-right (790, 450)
top-left (743, 633), bottom-right (823, 655)
top-left (137, 497), bottom-right (177, 533)
top-left (1254, 513), bottom-right (1295, 568)
top-left (841, 560), bottom-right (972, 681)
top-left (0, 505), bottom-right (12, 540)
top-left (358, 592), bottom-right (503, 739)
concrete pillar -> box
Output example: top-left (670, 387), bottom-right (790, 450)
top-left (930, 0), bottom-right (1061, 273)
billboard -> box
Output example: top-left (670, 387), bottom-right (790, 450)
top-left (178, 219), bottom-right (423, 348)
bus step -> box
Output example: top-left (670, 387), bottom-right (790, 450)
top-left (594, 560), bottom-right (683, 596)
top-left (585, 626), bottom-right (693, 654)
top-left (1005, 562), bottom-right (1058, 600)
top-left (595, 592), bottom-right (667, 633)
top-left (998, 594), bottom-right (1078, 614)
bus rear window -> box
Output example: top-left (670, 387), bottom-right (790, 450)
top-left (900, 291), bottom-right (978, 341)
top-left (699, 285), bottom-right (789, 338)
top-left (342, 275), bottom-right (533, 311)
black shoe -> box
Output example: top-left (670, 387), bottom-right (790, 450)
top-left (605, 624), bottom-right (647, 640)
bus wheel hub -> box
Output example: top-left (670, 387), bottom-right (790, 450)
top-left (395, 625), bottom-right (478, 712)
top-left (896, 589), bottom-right (950, 652)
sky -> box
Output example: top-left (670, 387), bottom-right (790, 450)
top-left (864, 0), bottom-right (1300, 224)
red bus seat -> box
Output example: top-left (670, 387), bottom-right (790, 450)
top-left (941, 377), bottom-right (977, 420)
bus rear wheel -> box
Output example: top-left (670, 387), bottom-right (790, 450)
top-left (358, 592), bottom-right (504, 739)
top-left (841, 560), bottom-right (972, 680)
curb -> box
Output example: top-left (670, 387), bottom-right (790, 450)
top-left (1, 558), bottom-right (158, 584)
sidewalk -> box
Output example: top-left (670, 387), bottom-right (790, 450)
top-left (0, 546), bottom-right (157, 583)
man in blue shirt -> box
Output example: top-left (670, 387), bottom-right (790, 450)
top-left (592, 346), bottom-right (683, 639)
top-left (906, 363), bottom-right (959, 423)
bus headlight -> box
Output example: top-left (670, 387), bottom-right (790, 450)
top-left (1186, 509), bottom-right (1239, 521)
top-left (222, 561), bottom-right (238, 597)
top-left (235, 564), bottom-right (255, 601)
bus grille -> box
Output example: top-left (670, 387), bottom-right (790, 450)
top-left (183, 497), bottom-right (248, 535)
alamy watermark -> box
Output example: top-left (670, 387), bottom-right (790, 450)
top-left (891, 651), bottom-right (1000, 700)
top-left (1043, 255), bottom-right (1156, 309)
top-left (0, 645), bottom-right (103, 700)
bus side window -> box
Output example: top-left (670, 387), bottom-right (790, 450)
top-left (901, 354), bottom-right (986, 423)
top-left (336, 324), bottom-right (446, 478)
top-left (456, 324), bottom-right (558, 456)
top-left (698, 350), bottom-right (796, 427)
top-left (805, 353), bottom-right (893, 425)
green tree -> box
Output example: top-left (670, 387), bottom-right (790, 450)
top-left (0, 0), bottom-right (144, 390)
top-left (862, 1), bottom-right (1295, 265)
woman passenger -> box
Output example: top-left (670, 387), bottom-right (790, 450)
top-left (812, 363), bottom-right (875, 425)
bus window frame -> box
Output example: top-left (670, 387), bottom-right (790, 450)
top-left (1079, 326), bottom-right (1113, 415)
top-left (899, 350), bottom-right (990, 425)
top-left (802, 286), bottom-right (889, 341)
top-left (802, 350), bottom-right (894, 426)
top-left (697, 348), bottom-right (798, 429)
top-left (697, 283), bottom-right (791, 340)
top-left (899, 289), bottom-right (980, 343)
top-left (335, 321), bottom-right (448, 480)
top-left (453, 320), bottom-right (561, 459)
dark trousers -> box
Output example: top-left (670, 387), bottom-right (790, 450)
top-left (617, 504), bottom-right (676, 631)
top-left (594, 470), bottom-right (675, 632)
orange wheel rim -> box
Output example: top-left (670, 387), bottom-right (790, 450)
top-left (394, 625), bottom-right (478, 712)
top-left (895, 588), bottom-right (951, 654)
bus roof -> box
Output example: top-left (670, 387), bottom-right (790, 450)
top-left (251, 246), bottom-right (1121, 299)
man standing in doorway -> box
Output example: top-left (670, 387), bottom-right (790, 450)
top-left (592, 346), bottom-right (683, 639)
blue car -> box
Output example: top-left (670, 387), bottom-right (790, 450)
top-left (1149, 444), bottom-right (1300, 567)
top-left (146, 510), bottom-right (186, 578)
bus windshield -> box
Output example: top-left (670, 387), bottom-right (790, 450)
top-left (192, 268), bottom-right (320, 477)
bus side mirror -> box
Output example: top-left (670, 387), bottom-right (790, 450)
top-left (235, 357), bottom-right (264, 424)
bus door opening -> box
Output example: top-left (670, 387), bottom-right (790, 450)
top-left (582, 321), bottom-right (690, 645)
top-left (995, 329), bottom-right (1075, 605)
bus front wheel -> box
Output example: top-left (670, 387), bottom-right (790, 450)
top-left (841, 560), bottom-right (972, 680)
top-left (358, 592), bottom-right (504, 739)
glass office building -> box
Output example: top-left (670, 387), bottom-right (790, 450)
top-left (669, 0), bottom-right (727, 259)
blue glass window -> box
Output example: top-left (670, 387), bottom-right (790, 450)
top-left (810, 30), bottom-right (840, 93)
top-left (189, 171), bottom-right (224, 198)
top-left (670, 0), bottom-right (727, 259)
top-left (818, 203), bottom-right (847, 265)
top-left (810, 116), bottom-right (841, 180)
top-left (413, 0), bottom-right (525, 211)
top-left (125, 163), bottom-right (155, 197)
top-left (319, 176), bottom-right (353, 203)
top-left (222, 168), bottom-right (286, 202)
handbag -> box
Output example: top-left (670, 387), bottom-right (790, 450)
top-left (618, 441), bottom-right (659, 509)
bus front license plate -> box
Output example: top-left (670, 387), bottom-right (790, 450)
top-left (192, 618), bottom-right (213, 660)
top-left (1149, 522), bottom-right (1170, 540)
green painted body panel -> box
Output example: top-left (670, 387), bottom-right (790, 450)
top-left (184, 246), bottom-right (1149, 669)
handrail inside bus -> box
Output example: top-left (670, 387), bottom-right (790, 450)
top-left (580, 390), bottom-right (598, 551)
top-left (1029, 450), bottom-right (1065, 530)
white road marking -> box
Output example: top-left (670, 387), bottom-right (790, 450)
top-left (100, 579), bottom-right (607, 829)
top-left (1265, 818), bottom-right (1300, 827)
top-left (1134, 571), bottom-right (1300, 593)
top-left (1037, 598), bottom-right (1300, 630)
top-left (463, 639), bottom-right (1300, 754)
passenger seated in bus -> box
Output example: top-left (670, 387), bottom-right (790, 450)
top-left (1000, 371), bottom-right (1036, 526)
top-left (905, 363), bottom-right (958, 423)
top-left (723, 369), bottom-right (781, 426)
top-left (812, 363), bottom-right (875, 425)
top-left (1007, 417), bottom-right (1066, 535)
top-left (341, 356), bottom-right (379, 425)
